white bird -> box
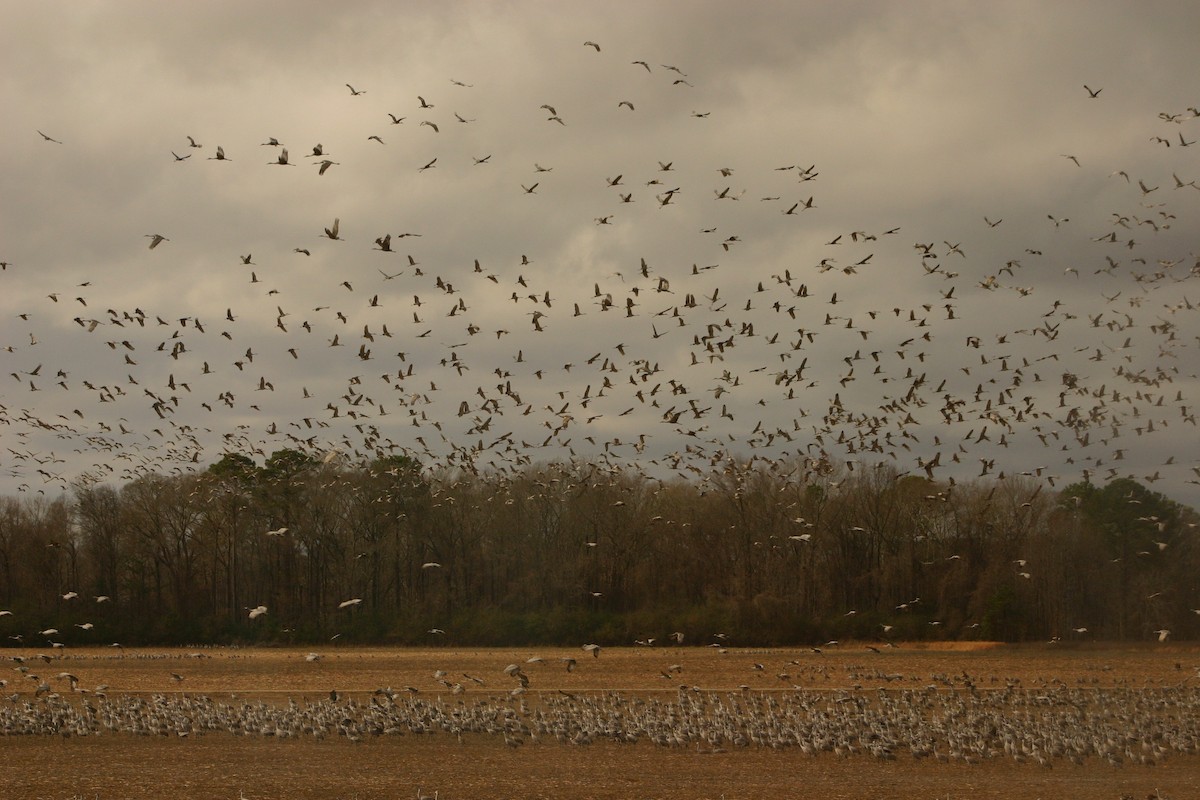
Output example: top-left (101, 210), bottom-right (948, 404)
top-left (582, 643), bottom-right (601, 658)
top-left (422, 562), bottom-right (442, 569)
top-left (1155, 629), bottom-right (1171, 642)
top-left (61, 591), bottom-right (78, 600)
top-left (304, 652), bottom-right (322, 662)
top-left (338, 598), bottom-right (363, 609)
top-left (95, 595), bottom-right (110, 603)
top-left (248, 605), bottom-right (267, 620)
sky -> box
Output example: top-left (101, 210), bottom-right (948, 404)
top-left (2, 0), bottom-right (1199, 505)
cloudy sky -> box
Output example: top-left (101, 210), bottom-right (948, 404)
top-left (2, 0), bottom-right (1199, 504)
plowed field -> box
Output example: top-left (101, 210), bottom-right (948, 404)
top-left (2, 642), bottom-right (1197, 799)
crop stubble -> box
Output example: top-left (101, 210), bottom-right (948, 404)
top-left (2, 643), bottom-right (1198, 800)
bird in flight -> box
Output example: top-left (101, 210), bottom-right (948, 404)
top-left (1084, 84), bottom-right (1102, 98)
top-left (37, 130), bottom-right (63, 144)
top-left (145, 234), bottom-right (169, 249)
top-left (346, 84), bottom-right (366, 95)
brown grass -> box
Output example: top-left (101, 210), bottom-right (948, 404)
top-left (2, 643), bottom-right (1198, 799)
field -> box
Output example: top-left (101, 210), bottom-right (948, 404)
top-left (2, 642), bottom-right (1198, 799)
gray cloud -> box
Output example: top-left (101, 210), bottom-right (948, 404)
top-left (2, 0), bottom-right (1198, 502)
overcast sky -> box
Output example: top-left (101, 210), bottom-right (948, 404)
top-left (2, 0), bottom-right (1199, 505)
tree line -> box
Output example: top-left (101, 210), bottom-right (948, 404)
top-left (0, 450), bottom-right (1196, 647)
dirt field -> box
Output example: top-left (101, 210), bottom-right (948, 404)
top-left (2, 642), bottom-right (1198, 799)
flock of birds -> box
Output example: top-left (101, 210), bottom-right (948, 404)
top-left (2, 648), bottom-right (1199, 773)
top-left (3, 38), bottom-right (1198, 515)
